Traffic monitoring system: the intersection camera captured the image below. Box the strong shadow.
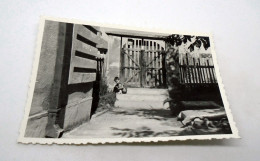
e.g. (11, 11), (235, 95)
(110, 109), (174, 122)
(111, 126), (182, 138)
(178, 85), (224, 106)
(110, 125), (232, 138)
(91, 58), (104, 117)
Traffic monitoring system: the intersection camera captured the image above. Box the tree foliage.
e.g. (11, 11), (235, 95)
(165, 35), (210, 52)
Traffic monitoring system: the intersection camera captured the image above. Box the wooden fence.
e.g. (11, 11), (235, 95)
(179, 53), (217, 87)
(121, 39), (166, 88)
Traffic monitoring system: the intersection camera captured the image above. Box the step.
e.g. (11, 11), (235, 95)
(126, 88), (169, 95)
(116, 94), (168, 101)
(115, 100), (169, 109)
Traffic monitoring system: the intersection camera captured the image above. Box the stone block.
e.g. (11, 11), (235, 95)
(63, 97), (93, 131)
(69, 72), (96, 84)
(24, 112), (48, 138)
(73, 39), (98, 56)
(74, 25), (99, 45)
(71, 55), (97, 69)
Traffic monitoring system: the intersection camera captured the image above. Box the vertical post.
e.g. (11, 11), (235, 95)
(153, 42), (156, 86)
(126, 39), (130, 81)
(158, 48), (162, 87)
(147, 41), (150, 86)
(162, 50), (167, 88)
(136, 40), (140, 83)
(120, 36), (125, 83)
(150, 41), (153, 86)
(154, 43), (158, 86)
(158, 47), (162, 86)
(45, 23), (73, 138)
(140, 39), (146, 87)
(132, 39), (136, 83)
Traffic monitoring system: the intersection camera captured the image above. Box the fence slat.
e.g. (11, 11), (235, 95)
(212, 68), (216, 83)
(189, 56), (196, 84)
(197, 58), (203, 83)
(179, 66), (183, 83)
(207, 59), (214, 83)
(186, 53), (192, 84)
(197, 62), (202, 84)
(193, 58), (198, 83)
(182, 59), (186, 83)
(199, 58), (205, 83)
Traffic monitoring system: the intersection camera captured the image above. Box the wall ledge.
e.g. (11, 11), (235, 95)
(28, 111), (48, 121)
(66, 97), (93, 108)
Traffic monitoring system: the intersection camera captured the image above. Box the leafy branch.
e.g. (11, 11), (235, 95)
(165, 35), (210, 52)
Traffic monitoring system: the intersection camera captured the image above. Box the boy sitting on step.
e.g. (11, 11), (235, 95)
(113, 77), (127, 94)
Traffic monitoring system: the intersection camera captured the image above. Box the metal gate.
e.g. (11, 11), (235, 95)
(120, 38), (166, 88)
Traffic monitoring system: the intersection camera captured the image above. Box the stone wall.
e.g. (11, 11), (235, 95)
(25, 21), (108, 137)
(25, 21), (63, 137)
(63, 25), (108, 131)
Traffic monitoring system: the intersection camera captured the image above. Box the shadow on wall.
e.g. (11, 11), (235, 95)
(57, 82), (93, 129)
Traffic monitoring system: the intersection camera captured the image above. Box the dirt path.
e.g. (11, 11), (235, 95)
(63, 107), (190, 138)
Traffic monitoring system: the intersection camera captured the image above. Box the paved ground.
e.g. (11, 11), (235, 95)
(63, 107), (188, 139)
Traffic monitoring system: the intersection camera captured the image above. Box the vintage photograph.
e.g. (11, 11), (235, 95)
(18, 17), (238, 144)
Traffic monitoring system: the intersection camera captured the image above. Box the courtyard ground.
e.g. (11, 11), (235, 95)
(63, 106), (192, 138)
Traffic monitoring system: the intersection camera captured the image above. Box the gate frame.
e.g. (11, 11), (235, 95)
(106, 32), (168, 88)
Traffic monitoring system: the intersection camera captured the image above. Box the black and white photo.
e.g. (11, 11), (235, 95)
(18, 17), (239, 144)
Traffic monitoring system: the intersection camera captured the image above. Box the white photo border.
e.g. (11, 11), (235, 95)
(18, 16), (240, 144)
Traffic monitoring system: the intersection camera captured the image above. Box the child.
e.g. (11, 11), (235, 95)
(113, 77), (127, 94)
